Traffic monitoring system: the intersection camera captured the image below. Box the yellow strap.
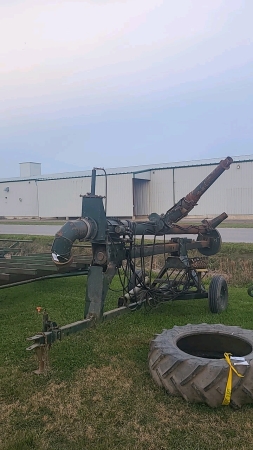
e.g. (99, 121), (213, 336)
(222, 353), (244, 406)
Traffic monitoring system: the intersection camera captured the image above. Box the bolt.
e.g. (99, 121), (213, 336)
(96, 252), (106, 262)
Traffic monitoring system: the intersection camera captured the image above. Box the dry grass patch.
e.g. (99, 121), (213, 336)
(3, 350), (253, 450)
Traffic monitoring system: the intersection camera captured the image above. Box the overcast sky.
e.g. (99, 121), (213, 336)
(1, 0), (253, 178)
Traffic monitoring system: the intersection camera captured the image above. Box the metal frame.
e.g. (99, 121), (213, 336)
(26, 157), (233, 373)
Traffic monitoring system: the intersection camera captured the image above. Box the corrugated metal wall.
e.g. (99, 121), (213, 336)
(173, 161), (253, 216)
(224, 162), (253, 215)
(0, 160), (253, 218)
(37, 177), (91, 217)
(0, 180), (38, 217)
(149, 169), (174, 215)
(103, 173), (133, 217)
(37, 173), (133, 217)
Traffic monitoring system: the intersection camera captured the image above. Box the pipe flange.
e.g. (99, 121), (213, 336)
(81, 217), (98, 240)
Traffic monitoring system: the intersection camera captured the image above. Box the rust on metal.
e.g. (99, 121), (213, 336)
(184, 157), (233, 204)
(167, 213), (228, 235)
(163, 157), (233, 225)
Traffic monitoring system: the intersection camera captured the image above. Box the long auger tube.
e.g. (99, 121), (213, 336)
(51, 158), (233, 267)
(163, 156), (233, 225)
(51, 218), (97, 266)
(121, 212), (228, 236)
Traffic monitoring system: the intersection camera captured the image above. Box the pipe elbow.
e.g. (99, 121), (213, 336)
(51, 218), (97, 267)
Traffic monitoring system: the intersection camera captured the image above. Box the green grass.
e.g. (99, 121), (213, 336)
(1, 237), (253, 449)
(219, 242), (253, 255)
(218, 222), (253, 228)
(1, 272), (253, 450)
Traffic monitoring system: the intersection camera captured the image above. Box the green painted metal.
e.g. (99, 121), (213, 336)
(0, 270), (88, 290)
(26, 158), (234, 373)
(50, 159), (233, 321)
(27, 297), (146, 353)
(84, 263), (117, 319)
(0, 249), (91, 287)
(81, 196), (106, 242)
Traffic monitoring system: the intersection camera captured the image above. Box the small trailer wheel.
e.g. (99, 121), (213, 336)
(247, 286), (253, 298)
(208, 275), (228, 313)
(127, 269), (146, 293)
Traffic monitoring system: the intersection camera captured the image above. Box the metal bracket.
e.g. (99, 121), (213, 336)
(27, 333), (51, 375)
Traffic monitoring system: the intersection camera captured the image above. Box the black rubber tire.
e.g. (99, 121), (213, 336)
(247, 285), (253, 298)
(149, 323), (253, 408)
(208, 275), (228, 313)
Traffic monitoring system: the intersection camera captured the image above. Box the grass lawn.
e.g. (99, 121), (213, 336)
(217, 222), (253, 228)
(1, 267), (253, 450)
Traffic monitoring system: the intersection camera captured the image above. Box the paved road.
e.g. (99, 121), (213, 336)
(0, 224), (253, 243)
(0, 224), (60, 237)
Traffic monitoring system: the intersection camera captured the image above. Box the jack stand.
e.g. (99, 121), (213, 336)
(27, 310), (54, 375)
(33, 342), (50, 375)
(27, 337), (50, 375)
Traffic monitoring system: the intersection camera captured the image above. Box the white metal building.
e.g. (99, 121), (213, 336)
(0, 155), (252, 219)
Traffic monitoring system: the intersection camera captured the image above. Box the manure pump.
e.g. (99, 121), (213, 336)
(27, 157), (233, 373)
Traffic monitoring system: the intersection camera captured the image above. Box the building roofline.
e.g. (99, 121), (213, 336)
(0, 154), (252, 183)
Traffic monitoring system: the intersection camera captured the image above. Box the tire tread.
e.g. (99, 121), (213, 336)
(149, 323), (253, 408)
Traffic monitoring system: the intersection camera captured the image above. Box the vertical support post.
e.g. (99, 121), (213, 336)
(91, 169), (96, 195)
(34, 346), (49, 375)
(172, 167), (175, 205)
(84, 266), (104, 319)
(42, 311), (49, 331)
(84, 263), (117, 320)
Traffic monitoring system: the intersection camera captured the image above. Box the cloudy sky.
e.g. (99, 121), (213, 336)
(1, 0), (252, 178)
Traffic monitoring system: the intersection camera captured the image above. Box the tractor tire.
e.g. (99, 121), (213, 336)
(148, 323), (253, 408)
(247, 285), (253, 298)
(208, 275), (228, 313)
